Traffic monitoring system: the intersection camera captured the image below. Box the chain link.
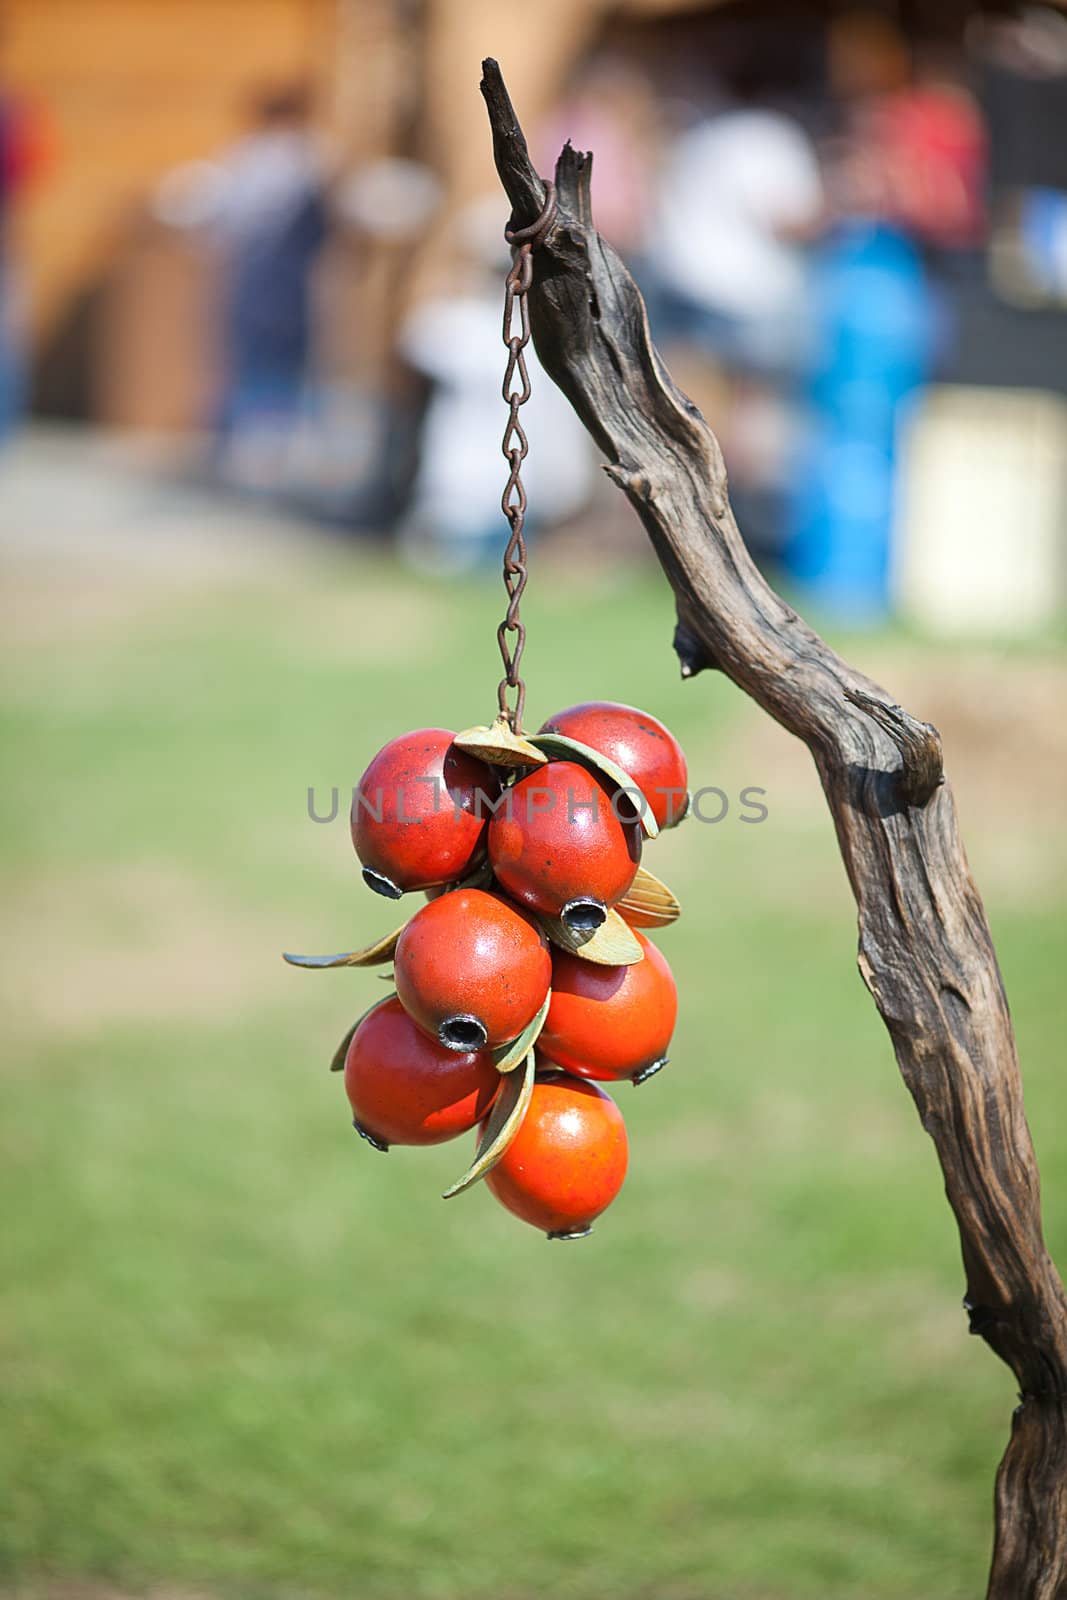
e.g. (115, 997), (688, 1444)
(495, 182), (557, 732)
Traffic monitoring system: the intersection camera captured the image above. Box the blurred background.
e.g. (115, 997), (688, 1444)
(2, 2), (1066, 1598)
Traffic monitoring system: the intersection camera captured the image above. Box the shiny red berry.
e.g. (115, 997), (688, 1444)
(538, 930), (677, 1084)
(393, 888), (552, 1052)
(484, 1071), (629, 1238)
(488, 761), (641, 930)
(343, 996), (500, 1149)
(539, 702), (689, 829)
(351, 729), (499, 898)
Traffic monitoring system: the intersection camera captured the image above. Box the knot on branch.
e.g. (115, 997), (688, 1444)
(673, 621), (714, 680)
(603, 461), (651, 502)
(672, 601), (717, 679)
(965, 1297), (1003, 1339)
(844, 688), (944, 808)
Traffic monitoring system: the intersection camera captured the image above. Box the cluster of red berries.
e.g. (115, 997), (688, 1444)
(286, 702), (688, 1240)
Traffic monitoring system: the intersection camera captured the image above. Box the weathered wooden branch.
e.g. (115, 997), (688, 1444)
(481, 57), (1067, 1598)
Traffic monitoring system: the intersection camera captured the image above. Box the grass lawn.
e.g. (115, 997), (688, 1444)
(2, 525), (1066, 1600)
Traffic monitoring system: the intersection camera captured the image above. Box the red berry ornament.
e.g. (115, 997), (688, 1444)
(351, 729), (499, 898)
(484, 1071), (629, 1238)
(539, 702), (689, 830)
(488, 760), (641, 931)
(394, 888), (552, 1052)
(539, 930), (677, 1084)
(287, 177), (688, 1243)
(343, 996), (500, 1149)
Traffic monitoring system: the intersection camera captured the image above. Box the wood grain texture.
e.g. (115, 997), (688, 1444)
(479, 58), (1067, 1598)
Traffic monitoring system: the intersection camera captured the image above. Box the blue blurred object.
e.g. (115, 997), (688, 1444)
(0, 263), (25, 441)
(1018, 187), (1067, 299)
(784, 222), (933, 621)
(218, 188), (328, 436)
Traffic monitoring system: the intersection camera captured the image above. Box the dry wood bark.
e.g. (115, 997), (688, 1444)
(479, 57), (1067, 1598)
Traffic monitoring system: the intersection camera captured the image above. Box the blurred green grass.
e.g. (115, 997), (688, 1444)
(1, 542), (1065, 1600)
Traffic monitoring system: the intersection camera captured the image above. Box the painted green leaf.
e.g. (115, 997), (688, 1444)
(617, 865), (681, 928)
(329, 996), (394, 1071)
(454, 718), (548, 768)
(283, 925), (405, 969)
(492, 993), (551, 1074)
(538, 907), (643, 966)
(527, 732), (658, 838)
(441, 1050), (535, 1199)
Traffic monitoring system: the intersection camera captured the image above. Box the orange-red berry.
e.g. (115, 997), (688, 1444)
(351, 729), (499, 898)
(485, 1070), (629, 1238)
(539, 702), (689, 829)
(488, 760), (641, 930)
(394, 888), (552, 1051)
(343, 996), (500, 1149)
(539, 930), (677, 1084)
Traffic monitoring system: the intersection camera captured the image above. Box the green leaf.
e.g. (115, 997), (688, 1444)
(538, 908), (643, 966)
(441, 1051), (535, 1199)
(329, 996), (395, 1071)
(617, 865), (681, 928)
(527, 732), (658, 838)
(283, 925), (405, 969)
(492, 993), (551, 1074)
(454, 717), (548, 768)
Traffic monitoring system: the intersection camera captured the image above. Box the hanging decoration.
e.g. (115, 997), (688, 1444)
(285, 181), (690, 1239)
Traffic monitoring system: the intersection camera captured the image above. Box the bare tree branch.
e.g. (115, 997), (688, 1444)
(480, 56), (1067, 1598)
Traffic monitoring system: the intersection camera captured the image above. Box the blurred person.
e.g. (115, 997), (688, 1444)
(842, 34), (988, 381)
(644, 68), (824, 562)
(829, 18), (988, 333)
(858, 53), (986, 256)
(783, 16), (939, 620)
(396, 198), (594, 573)
(783, 214), (932, 620)
(647, 74), (824, 378)
(157, 146), (443, 517)
(156, 82), (329, 489)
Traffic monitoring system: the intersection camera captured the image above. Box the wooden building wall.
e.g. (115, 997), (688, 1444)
(6, 0), (334, 340)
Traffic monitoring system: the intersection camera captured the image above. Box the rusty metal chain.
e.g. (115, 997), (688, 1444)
(496, 181), (557, 732)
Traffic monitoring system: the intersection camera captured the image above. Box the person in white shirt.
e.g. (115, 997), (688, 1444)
(649, 103), (824, 375)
